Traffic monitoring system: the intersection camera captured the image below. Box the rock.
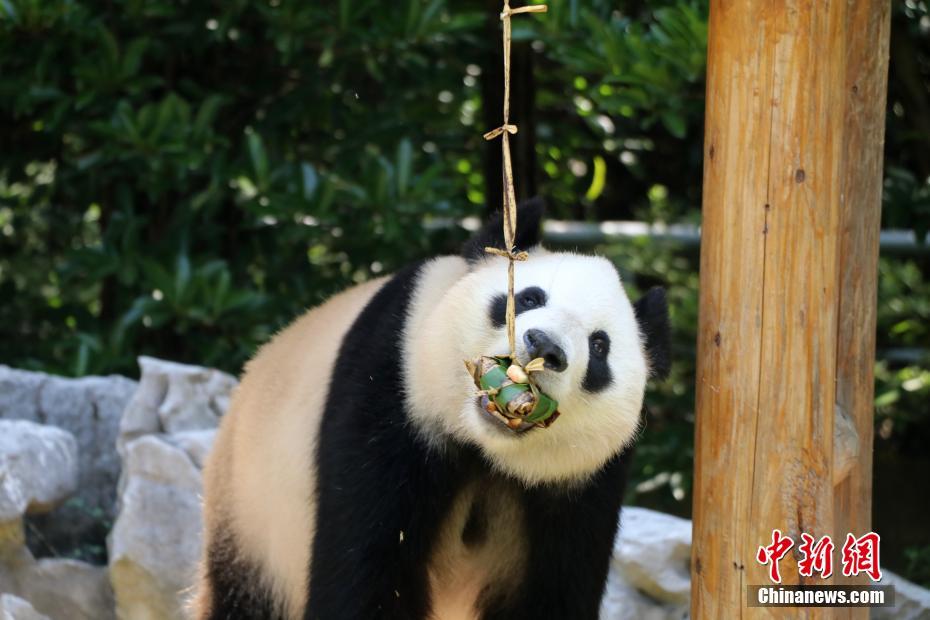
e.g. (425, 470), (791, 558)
(0, 520), (24, 559)
(0, 594), (50, 620)
(0, 366), (137, 555)
(600, 568), (688, 620)
(612, 507), (692, 606)
(118, 357), (236, 455)
(0, 545), (114, 620)
(873, 570), (930, 620)
(20, 559), (114, 620)
(106, 358), (232, 619)
(108, 435), (204, 620)
(0, 368), (45, 420)
(167, 430), (217, 470)
(0, 420), (78, 521)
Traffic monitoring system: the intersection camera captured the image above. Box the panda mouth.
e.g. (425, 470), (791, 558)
(474, 396), (536, 435)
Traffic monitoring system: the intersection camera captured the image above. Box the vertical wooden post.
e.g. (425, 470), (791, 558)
(691, 0), (890, 617)
(833, 1), (891, 614)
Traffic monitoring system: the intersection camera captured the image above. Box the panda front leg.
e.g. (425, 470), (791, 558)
(305, 423), (461, 620)
(485, 451), (630, 620)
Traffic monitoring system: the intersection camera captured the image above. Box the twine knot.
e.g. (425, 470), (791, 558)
(483, 124), (518, 141)
(500, 5), (548, 19)
(485, 247), (529, 261)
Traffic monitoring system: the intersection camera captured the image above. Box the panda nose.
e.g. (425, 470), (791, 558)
(523, 329), (568, 372)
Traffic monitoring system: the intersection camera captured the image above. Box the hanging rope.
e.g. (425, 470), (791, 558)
(483, 1), (547, 362)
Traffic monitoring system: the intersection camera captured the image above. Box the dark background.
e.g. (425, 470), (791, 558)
(1, 0), (928, 586)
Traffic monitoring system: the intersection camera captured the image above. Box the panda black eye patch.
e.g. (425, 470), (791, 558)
(582, 330), (613, 392)
(489, 286), (548, 328)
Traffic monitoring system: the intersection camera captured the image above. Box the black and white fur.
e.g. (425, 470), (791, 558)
(194, 201), (671, 620)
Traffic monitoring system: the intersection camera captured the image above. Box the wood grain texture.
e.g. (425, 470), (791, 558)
(692, 1), (889, 617)
(832, 3), (891, 619)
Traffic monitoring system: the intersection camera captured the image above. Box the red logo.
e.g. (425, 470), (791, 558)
(756, 529), (794, 584)
(755, 530), (882, 583)
(841, 532), (882, 581)
(798, 533), (835, 579)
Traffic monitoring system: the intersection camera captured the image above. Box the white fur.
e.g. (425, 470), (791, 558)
(403, 250), (648, 486)
(197, 277), (388, 619)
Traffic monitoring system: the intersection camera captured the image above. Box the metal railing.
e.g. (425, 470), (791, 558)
(449, 217), (927, 255)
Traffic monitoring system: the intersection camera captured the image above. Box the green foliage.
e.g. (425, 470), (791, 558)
(0, 0), (482, 375)
(873, 257), (930, 440)
(530, 1), (708, 219)
(884, 167), (930, 244)
(599, 238), (699, 515)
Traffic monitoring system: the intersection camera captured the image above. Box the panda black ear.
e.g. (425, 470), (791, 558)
(633, 286), (671, 381)
(461, 197), (545, 263)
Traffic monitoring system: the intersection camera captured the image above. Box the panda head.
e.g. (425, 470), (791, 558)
(404, 199), (670, 487)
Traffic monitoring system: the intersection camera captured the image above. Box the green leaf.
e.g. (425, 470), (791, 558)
(122, 38), (148, 77)
(301, 162), (319, 200)
(661, 112), (687, 139)
(247, 132), (270, 189)
(1, 0), (19, 22)
(396, 139), (412, 196)
(194, 95), (226, 135)
(585, 155), (606, 201)
(174, 252), (191, 301)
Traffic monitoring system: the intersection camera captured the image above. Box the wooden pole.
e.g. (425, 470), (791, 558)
(833, 2), (891, 614)
(691, 0), (890, 617)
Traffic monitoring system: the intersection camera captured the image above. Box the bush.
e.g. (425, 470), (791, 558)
(0, 0), (485, 375)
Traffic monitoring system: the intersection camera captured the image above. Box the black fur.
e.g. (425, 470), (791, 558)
(489, 286), (548, 328)
(460, 495), (488, 548)
(306, 260), (633, 620)
(206, 531), (282, 619)
(307, 261), (453, 620)
(462, 197), (545, 263)
(483, 451), (630, 620)
(632, 287), (672, 380)
(582, 330), (613, 393)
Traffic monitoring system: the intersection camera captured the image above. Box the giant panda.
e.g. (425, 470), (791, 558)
(193, 201), (671, 620)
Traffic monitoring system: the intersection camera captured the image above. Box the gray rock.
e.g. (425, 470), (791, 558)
(0, 420), (78, 521)
(167, 430), (217, 470)
(0, 366), (137, 553)
(108, 435), (204, 620)
(600, 569), (688, 620)
(0, 594), (50, 620)
(118, 357), (236, 455)
(0, 546), (114, 620)
(20, 559), (114, 620)
(0, 368), (45, 421)
(873, 570), (930, 620)
(612, 507), (692, 606)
